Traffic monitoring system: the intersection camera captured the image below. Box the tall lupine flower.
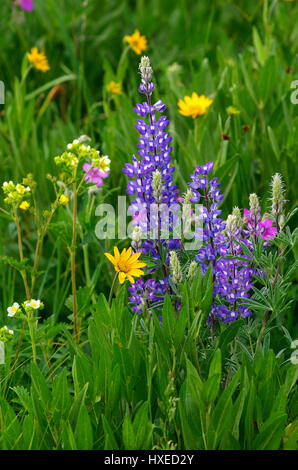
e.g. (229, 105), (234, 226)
(123, 56), (179, 313)
(214, 212), (253, 323)
(188, 162), (227, 332)
(189, 161), (227, 273)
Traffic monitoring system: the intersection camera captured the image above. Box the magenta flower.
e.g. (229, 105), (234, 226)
(244, 209), (277, 240)
(83, 163), (108, 187)
(259, 219), (278, 240)
(20, 0), (35, 11)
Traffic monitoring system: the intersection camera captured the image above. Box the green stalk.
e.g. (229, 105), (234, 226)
(108, 273), (118, 307)
(28, 317), (36, 364)
(71, 181), (79, 343)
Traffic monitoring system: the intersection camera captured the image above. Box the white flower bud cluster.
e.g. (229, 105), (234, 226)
(139, 56), (153, 86)
(169, 251), (183, 285)
(152, 169), (163, 203)
(132, 226), (143, 243)
(249, 193), (260, 219)
(271, 173), (285, 218)
(225, 214), (238, 237)
(232, 206), (242, 227)
(187, 260), (198, 282)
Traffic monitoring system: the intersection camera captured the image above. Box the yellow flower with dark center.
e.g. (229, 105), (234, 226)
(59, 194), (69, 205)
(105, 246), (146, 284)
(178, 92), (213, 118)
(27, 47), (50, 72)
(124, 29), (147, 55)
(107, 81), (122, 95)
(19, 201), (30, 211)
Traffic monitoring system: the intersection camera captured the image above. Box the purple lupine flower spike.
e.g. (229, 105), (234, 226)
(123, 56), (179, 314)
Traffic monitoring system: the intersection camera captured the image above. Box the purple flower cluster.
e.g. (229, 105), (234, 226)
(128, 279), (167, 315)
(123, 57), (179, 313)
(188, 163), (255, 324)
(213, 224), (254, 323)
(189, 162), (227, 272)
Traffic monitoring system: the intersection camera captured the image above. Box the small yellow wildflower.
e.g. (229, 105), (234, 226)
(226, 106), (240, 115)
(59, 194), (69, 205)
(107, 81), (122, 95)
(27, 47), (50, 72)
(124, 29), (147, 55)
(105, 246), (146, 284)
(19, 201), (30, 211)
(178, 92), (213, 118)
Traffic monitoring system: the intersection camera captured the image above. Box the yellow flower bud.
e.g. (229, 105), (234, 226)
(19, 201), (30, 211)
(59, 194), (69, 206)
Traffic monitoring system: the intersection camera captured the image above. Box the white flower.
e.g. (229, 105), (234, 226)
(98, 155), (111, 173)
(290, 340), (298, 349)
(2, 181), (8, 187)
(132, 226), (143, 243)
(4, 326), (14, 335)
(7, 302), (20, 317)
(290, 350), (298, 365)
(24, 299), (41, 310)
(73, 139), (79, 145)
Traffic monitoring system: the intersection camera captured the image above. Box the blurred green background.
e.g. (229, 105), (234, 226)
(0, 0), (297, 324)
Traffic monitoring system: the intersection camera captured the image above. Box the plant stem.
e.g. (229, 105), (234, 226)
(14, 207), (30, 299)
(28, 318), (36, 364)
(83, 244), (96, 304)
(108, 273), (118, 307)
(71, 182), (79, 343)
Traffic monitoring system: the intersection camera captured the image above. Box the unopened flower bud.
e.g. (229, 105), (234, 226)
(226, 214), (238, 237)
(152, 169), (163, 203)
(232, 206), (242, 229)
(249, 193), (260, 219)
(271, 173), (285, 218)
(169, 251), (183, 284)
(139, 56), (153, 86)
(187, 260), (197, 282)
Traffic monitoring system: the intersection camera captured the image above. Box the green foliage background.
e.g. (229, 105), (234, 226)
(0, 0), (297, 450)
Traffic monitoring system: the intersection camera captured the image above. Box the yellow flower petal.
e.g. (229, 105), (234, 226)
(119, 272), (126, 284)
(178, 92), (213, 118)
(105, 252), (116, 265)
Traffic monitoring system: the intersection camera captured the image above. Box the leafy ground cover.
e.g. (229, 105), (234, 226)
(0, 0), (297, 450)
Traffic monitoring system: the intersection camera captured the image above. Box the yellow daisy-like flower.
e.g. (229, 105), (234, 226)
(124, 29), (147, 55)
(178, 92), (213, 118)
(19, 201), (30, 211)
(59, 194), (69, 205)
(27, 47), (50, 72)
(107, 81), (122, 95)
(226, 105), (240, 115)
(105, 246), (146, 284)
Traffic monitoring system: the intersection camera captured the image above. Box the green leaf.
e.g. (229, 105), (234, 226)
(253, 413), (287, 450)
(252, 27), (266, 66)
(267, 126), (280, 161)
(102, 414), (119, 450)
(209, 369), (240, 449)
(75, 405), (93, 450)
